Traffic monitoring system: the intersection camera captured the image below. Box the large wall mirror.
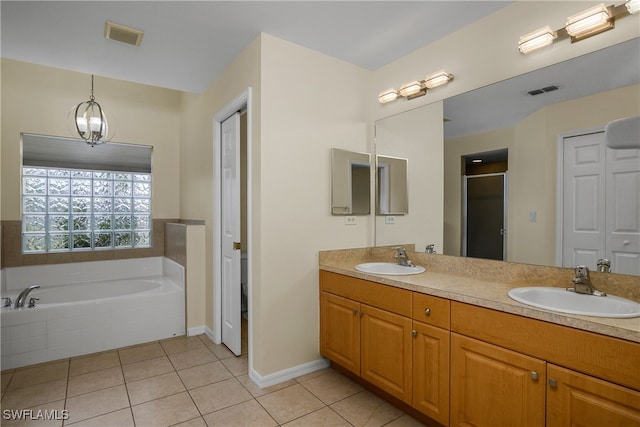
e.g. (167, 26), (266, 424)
(331, 148), (371, 215)
(374, 37), (640, 275)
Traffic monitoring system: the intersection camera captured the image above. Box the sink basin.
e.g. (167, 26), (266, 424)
(508, 287), (640, 318)
(355, 262), (425, 276)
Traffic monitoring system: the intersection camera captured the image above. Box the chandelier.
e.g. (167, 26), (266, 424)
(69, 75), (113, 145)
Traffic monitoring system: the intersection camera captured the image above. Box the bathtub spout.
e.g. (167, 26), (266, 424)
(15, 285), (40, 308)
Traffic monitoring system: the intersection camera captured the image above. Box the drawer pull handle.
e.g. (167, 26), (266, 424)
(530, 371), (538, 381)
(424, 308), (431, 316)
(412, 330), (417, 337)
(549, 378), (557, 388)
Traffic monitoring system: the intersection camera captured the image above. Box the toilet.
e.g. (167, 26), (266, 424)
(241, 252), (248, 316)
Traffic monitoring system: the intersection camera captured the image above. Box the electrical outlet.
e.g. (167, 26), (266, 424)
(529, 211), (537, 222)
(385, 216), (395, 224)
(345, 216), (357, 225)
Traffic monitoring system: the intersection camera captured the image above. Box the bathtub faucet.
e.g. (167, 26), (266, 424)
(15, 285), (40, 308)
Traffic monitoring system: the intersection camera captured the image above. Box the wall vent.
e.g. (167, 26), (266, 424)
(527, 85), (559, 96)
(104, 21), (144, 46)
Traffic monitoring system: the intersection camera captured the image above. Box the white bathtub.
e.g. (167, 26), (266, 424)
(1, 257), (185, 370)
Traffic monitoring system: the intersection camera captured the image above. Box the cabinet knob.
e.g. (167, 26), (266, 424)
(424, 308), (431, 316)
(352, 309), (358, 315)
(548, 378), (557, 388)
(530, 371), (538, 381)
(412, 330), (417, 337)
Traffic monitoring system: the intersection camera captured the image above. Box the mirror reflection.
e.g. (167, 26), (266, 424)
(331, 148), (371, 215)
(374, 38), (640, 275)
(376, 155), (408, 215)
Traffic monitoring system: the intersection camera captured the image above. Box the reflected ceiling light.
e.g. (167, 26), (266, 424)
(626, 0), (640, 14)
(399, 81), (425, 98)
(68, 75), (114, 146)
(518, 26), (557, 54)
(565, 3), (613, 41)
(378, 70), (453, 104)
(378, 88), (399, 104)
(424, 71), (454, 89)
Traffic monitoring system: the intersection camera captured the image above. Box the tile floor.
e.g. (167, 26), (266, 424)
(1, 334), (427, 426)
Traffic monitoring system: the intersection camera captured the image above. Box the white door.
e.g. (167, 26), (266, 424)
(221, 112), (242, 355)
(563, 131), (640, 275)
(606, 146), (640, 275)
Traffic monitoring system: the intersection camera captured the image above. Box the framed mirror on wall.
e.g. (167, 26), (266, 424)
(330, 148), (371, 215)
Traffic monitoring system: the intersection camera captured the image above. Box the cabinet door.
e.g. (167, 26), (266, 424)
(361, 304), (413, 404)
(320, 292), (360, 374)
(451, 333), (545, 427)
(413, 321), (450, 426)
(547, 364), (640, 426)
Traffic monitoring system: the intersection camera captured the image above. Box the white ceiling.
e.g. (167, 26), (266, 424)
(1, 1), (510, 93)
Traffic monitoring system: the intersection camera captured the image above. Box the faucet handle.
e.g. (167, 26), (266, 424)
(2, 297), (12, 307)
(573, 265), (589, 278)
(28, 297), (39, 308)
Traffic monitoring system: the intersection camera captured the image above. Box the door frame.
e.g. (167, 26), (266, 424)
(213, 88), (252, 363)
(461, 172), (508, 260)
(555, 126), (604, 267)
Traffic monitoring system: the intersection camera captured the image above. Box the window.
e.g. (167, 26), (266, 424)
(21, 134), (153, 253)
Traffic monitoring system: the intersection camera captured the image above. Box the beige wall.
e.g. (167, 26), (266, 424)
(444, 84), (640, 266)
(0, 59), (182, 221)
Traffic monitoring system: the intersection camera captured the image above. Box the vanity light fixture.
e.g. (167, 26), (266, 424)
(518, 26), (557, 54)
(69, 75), (113, 146)
(377, 70), (454, 104)
(626, 0), (640, 14)
(565, 3), (613, 41)
(424, 71), (454, 89)
(378, 88), (399, 104)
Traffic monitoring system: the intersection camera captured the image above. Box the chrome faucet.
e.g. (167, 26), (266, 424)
(15, 285), (40, 308)
(393, 247), (415, 267)
(570, 266), (606, 296)
(596, 258), (611, 273)
(425, 244), (436, 254)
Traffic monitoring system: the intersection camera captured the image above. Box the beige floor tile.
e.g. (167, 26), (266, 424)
(2, 371), (14, 396)
(160, 336), (206, 355)
(1, 378), (67, 410)
(176, 361), (233, 390)
(69, 351), (120, 376)
(299, 368), (363, 404)
(118, 342), (165, 365)
(384, 414), (428, 427)
(295, 367), (332, 383)
(172, 417), (208, 427)
(330, 390), (405, 427)
(121, 356), (174, 383)
(220, 355), (248, 376)
(67, 366), (124, 397)
(168, 348), (217, 370)
(203, 399), (278, 427)
(9, 361), (68, 390)
(126, 372), (185, 406)
(257, 384), (326, 425)
(131, 391), (200, 427)
(64, 408), (134, 427)
(206, 343), (235, 360)
(189, 377), (253, 415)
(236, 374), (297, 398)
(65, 384), (130, 424)
(282, 406), (352, 427)
(0, 399), (66, 427)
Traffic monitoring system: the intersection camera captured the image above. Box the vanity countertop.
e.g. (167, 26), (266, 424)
(319, 250), (640, 344)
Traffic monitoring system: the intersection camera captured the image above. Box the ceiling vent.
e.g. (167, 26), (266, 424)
(527, 85), (559, 96)
(104, 21), (144, 46)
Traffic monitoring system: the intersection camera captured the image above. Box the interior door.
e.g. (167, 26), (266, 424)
(463, 173), (507, 260)
(221, 112), (241, 355)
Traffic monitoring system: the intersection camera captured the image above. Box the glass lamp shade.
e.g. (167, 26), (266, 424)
(69, 99), (113, 145)
(565, 3), (613, 40)
(518, 26), (557, 54)
(378, 88), (399, 104)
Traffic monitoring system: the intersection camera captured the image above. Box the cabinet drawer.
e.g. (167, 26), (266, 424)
(320, 271), (412, 317)
(412, 293), (450, 330)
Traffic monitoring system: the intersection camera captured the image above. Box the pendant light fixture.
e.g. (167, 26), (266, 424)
(69, 75), (113, 145)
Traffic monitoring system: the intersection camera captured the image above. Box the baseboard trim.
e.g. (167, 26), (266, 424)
(187, 325), (206, 336)
(249, 358), (331, 389)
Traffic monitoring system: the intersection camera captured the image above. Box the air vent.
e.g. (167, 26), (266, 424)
(527, 85), (559, 96)
(104, 21), (144, 46)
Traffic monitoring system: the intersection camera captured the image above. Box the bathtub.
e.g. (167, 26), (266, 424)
(1, 257), (185, 370)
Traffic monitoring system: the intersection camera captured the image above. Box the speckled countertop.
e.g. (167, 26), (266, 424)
(319, 247), (640, 344)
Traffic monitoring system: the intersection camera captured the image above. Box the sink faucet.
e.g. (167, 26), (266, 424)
(570, 266), (606, 297)
(393, 247), (415, 267)
(15, 285), (40, 308)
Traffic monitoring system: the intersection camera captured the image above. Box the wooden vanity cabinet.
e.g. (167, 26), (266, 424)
(320, 292), (360, 375)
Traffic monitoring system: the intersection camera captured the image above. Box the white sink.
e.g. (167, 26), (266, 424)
(355, 262), (425, 276)
(508, 287), (640, 318)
